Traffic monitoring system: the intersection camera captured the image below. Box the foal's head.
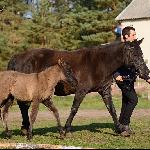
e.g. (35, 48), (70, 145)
(123, 38), (150, 79)
(58, 59), (78, 88)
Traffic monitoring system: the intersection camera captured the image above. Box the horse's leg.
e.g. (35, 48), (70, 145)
(98, 85), (120, 132)
(17, 101), (31, 136)
(2, 97), (14, 138)
(27, 100), (39, 141)
(42, 98), (64, 138)
(64, 89), (88, 135)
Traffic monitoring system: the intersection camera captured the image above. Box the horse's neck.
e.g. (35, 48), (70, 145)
(95, 43), (124, 74)
(108, 44), (124, 74)
(39, 66), (63, 87)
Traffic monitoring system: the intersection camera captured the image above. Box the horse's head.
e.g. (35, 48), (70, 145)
(58, 59), (78, 88)
(123, 38), (150, 79)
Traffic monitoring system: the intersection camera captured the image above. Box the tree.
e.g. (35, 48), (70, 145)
(59, 0), (123, 47)
(0, 0), (28, 70)
(25, 0), (128, 49)
(0, 0), (131, 70)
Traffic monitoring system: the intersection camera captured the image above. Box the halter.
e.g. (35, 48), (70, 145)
(123, 41), (150, 78)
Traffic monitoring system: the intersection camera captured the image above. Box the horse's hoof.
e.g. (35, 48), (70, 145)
(64, 126), (72, 133)
(27, 136), (32, 141)
(21, 126), (28, 136)
(120, 131), (131, 137)
(27, 132), (33, 141)
(59, 133), (65, 140)
(63, 126), (73, 137)
(60, 130), (65, 138)
(5, 130), (12, 138)
(114, 123), (122, 134)
(58, 126), (65, 138)
(65, 131), (73, 138)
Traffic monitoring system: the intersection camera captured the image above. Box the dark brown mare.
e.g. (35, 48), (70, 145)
(7, 39), (150, 136)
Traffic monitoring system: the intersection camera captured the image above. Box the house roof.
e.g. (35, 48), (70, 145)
(116, 0), (150, 20)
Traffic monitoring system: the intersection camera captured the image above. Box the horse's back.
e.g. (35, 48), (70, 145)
(8, 49), (59, 73)
(8, 48), (85, 73)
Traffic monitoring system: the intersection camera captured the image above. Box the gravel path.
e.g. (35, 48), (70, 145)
(6, 108), (150, 122)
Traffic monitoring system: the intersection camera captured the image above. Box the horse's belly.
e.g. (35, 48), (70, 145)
(54, 82), (76, 96)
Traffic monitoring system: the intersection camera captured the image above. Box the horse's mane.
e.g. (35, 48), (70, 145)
(14, 41), (123, 59)
(76, 41), (123, 53)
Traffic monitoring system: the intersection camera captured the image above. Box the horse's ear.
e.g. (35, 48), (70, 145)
(137, 38), (144, 45)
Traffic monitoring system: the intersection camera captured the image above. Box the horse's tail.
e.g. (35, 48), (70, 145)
(58, 59), (78, 88)
(0, 108), (2, 120)
(7, 55), (17, 71)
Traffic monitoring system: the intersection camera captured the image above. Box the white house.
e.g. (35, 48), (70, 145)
(115, 0), (150, 68)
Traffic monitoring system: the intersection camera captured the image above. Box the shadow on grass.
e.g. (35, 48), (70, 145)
(72, 122), (114, 132)
(0, 122), (117, 139)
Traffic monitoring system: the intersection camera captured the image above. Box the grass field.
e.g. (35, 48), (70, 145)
(0, 93), (150, 149)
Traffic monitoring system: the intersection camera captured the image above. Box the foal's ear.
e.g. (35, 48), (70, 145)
(58, 58), (67, 68)
(58, 59), (62, 66)
(137, 38), (144, 45)
(58, 58), (64, 67)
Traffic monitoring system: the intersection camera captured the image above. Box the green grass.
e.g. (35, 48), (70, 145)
(0, 117), (150, 149)
(0, 93), (150, 149)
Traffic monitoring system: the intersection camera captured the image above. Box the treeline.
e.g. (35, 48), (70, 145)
(0, 0), (132, 70)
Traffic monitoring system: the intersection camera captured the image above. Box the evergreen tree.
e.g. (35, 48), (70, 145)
(0, 0), (132, 70)
(25, 0), (126, 49)
(59, 0), (122, 47)
(0, 0), (28, 70)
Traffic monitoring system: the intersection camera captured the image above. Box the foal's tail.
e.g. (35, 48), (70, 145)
(0, 95), (14, 120)
(0, 99), (9, 120)
(0, 109), (2, 120)
(58, 59), (78, 88)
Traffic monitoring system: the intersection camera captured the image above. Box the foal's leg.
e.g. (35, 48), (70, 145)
(42, 98), (64, 138)
(27, 100), (40, 140)
(64, 89), (88, 135)
(98, 85), (120, 132)
(2, 98), (14, 138)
